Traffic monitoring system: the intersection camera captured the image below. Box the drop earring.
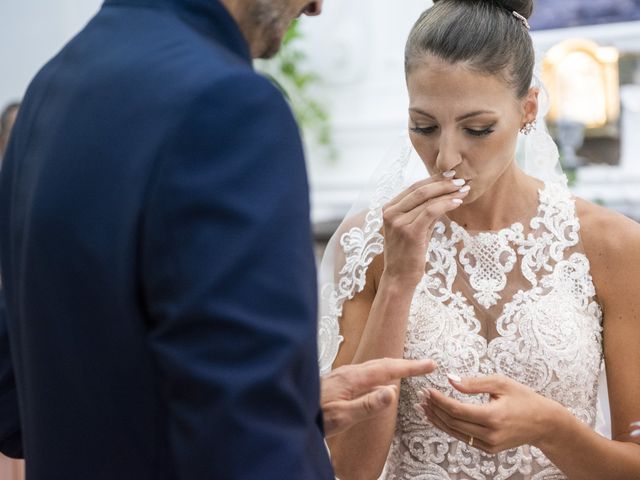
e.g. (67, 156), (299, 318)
(520, 121), (536, 135)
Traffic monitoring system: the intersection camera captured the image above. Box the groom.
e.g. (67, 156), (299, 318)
(0, 0), (435, 478)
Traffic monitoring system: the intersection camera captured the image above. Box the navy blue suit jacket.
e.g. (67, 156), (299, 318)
(0, 0), (333, 478)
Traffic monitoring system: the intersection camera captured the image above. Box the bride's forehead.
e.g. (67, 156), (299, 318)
(407, 68), (516, 111)
(409, 66), (508, 94)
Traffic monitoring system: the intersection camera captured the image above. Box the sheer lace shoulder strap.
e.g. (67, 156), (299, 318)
(318, 138), (414, 374)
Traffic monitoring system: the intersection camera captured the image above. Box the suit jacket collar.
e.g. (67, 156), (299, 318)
(102, 0), (252, 64)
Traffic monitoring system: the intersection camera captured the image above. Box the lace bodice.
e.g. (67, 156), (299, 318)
(383, 182), (603, 479)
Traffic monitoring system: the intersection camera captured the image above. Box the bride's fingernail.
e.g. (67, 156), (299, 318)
(452, 179), (466, 187)
(447, 373), (462, 383)
(631, 421), (640, 427)
(631, 429), (640, 438)
(459, 185), (471, 193)
(452, 199), (463, 205)
(443, 170), (456, 178)
(417, 390), (425, 403)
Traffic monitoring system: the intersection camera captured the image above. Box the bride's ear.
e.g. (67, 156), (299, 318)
(521, 87), (540, 125)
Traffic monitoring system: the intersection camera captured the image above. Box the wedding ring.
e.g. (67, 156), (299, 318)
(468, 435), (474, 447)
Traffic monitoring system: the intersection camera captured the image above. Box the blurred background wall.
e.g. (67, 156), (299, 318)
(0, 0), (102, 101)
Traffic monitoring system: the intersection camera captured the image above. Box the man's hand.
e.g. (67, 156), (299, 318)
(321, 358), (436, 438)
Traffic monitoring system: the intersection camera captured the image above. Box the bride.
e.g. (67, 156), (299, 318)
(317, 0), (640, 478)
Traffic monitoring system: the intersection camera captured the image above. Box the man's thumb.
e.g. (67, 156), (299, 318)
(352, 385), (398, 422)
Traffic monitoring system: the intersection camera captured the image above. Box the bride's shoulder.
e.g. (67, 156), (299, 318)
(328, 209), (385, 287)
(574, 197), (640, 298)
(575, 197), (640, 251)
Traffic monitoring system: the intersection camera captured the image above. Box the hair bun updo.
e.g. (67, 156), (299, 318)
(407, 0), (536, 98)
(433, 0), (534, 20)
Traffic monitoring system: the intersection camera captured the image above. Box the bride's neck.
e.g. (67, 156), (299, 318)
(446, 165), (541, 231)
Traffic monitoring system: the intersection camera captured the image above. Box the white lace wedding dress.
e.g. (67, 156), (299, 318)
(379, 181), (603, 479)
(319, 172), (605, 479)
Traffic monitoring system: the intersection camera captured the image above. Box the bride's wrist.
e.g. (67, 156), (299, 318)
(378, 270), (421, 296)
(532, 399), (574, 452)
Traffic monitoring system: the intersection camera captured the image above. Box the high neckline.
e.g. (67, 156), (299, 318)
(445, 181), (559, 236)
(102, 0), (251, 64)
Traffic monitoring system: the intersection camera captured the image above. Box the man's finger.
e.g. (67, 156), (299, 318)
(349, 358), (436, 396)
(324, 386), (399, 438)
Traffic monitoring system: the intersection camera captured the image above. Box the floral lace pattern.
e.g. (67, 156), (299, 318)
(383, 182), (603, 479)
(318, 141), (412, 374)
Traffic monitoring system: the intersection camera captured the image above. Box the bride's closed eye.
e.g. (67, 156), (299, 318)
(410, 124), (496, 137)
(465, 125), (496, 137)
(410, 126), (438, 136)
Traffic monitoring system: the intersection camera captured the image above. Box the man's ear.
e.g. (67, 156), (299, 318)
(521, 87), (540, 126)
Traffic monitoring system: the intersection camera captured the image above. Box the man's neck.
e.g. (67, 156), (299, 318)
(218, 0), (258, 58)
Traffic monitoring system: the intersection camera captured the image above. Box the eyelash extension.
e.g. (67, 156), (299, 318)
(465, 126), (496, 137)
(410, 125), (496, 137)
(410, 126), (438, 135)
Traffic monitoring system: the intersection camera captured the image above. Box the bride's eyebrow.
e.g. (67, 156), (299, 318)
(409, 108), (436, 119)
(409, 108), (497, 122)
(455, 110), (496, 121)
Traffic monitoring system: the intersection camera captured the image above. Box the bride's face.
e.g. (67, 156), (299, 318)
(407, 55), (538, 202)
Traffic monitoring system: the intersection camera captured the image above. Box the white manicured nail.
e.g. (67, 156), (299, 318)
(447, 373), (462, 383)
(631, 429), (640, 438)
(417, 390), (425, 403)
(452, 179), (466, 186)
(459, 185), (471, 193)
(443, 170), (456, 178)
(452, 199), (463, 205)
(631, 421), (640, 427)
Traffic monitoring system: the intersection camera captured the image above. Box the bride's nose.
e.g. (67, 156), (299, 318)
(435, 134), (462, 173)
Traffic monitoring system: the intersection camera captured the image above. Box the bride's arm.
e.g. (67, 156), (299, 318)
(535, 201), (640, 478)
(327, 256), (419, 480)
(327, 176), (469, 480)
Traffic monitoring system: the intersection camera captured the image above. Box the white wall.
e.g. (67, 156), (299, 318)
(0, 0), (102, 103)
(297, 0), (433, 222)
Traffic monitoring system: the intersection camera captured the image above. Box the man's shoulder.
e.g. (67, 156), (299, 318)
(45, 4), (269, 108)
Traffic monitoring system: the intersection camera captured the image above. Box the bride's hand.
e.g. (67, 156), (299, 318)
(381, 170), (469, 287)
(416, 374), (561, 454)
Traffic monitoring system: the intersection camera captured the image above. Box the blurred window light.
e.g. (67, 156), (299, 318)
(543, 39), (620, 129)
